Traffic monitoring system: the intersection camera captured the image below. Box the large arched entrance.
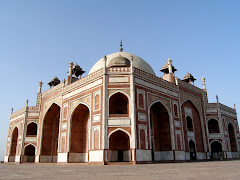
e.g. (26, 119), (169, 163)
(40, 103), (60, 163)
(211, 141), (223, 160)
(9, 127), (18, 162)
(228, 123), (237, 152)
(189, 140), (197, 160)
(69, 103), (89, 163)
(181, 100), (204, 155)
(150, 101), (172, 161)
(109, 130), (130, 162)
(23, 144), (35, 162)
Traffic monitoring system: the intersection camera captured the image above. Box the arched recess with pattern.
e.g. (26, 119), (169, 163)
(181, 100), (204, 153)
(210, 140), (222, 160)
(9, 127), (18, 162)
(40, 103), (60, 163)
(26, 122), (38, 136)
(109, 92), (129, 117)
(69, 103), (90, 163)
(23, 144), (35, 162)
(109, 129), (130, 162)
(228, 123), (237, 152)
(208, 119), (220, 133)
(149, 101), (172, 161)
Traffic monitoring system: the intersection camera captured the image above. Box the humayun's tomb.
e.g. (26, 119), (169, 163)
(5, 43), (240, 164)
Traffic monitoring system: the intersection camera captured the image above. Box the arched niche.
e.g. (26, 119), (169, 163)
(109, 92), (129, 117)
(208, 119), (220, 133)
(109, 130), (130, 162)
(210, 141), (223, 160)
(9, 127), (18, 162)
(189, 140), (196, 160)
(40, 103), (60, 163)
(69, 103), (90, 163)
(23, 144), (35, 162)
(228, 123), (237, 152)
(181, 100), (204, 152)
(186, 116), (193, 131)
(150, 101), (172, 161)
(26, 122), (38, 136)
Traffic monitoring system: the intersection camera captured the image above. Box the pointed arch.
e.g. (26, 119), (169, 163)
(149, 100), (173, 161)
(69, 102), (90, 163)
(210, 140), (223, 160)
(207, 119), (220, 133)
(109, 91), (129, 117)
(23, 144), (36, 162)
(40, 103), (61, 163)
(109, 129), (130, 162)
(228, 123), (237, 152)
(26, 122), (38, 136)
(181, 99), (204, 153)
(9, 127), (18, 162)
(108, 128), (131, 139)
(189, 140), (197, 160)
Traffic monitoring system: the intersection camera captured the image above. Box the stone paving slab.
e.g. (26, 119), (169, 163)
(0, 160), (240, 180)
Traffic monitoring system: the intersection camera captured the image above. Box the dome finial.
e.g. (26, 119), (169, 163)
(120, 40), (123, 52)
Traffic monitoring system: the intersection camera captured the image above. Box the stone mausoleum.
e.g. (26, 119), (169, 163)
(4, 44), (240, 164)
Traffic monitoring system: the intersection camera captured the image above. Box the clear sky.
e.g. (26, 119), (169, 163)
(0, 0), (240, 161)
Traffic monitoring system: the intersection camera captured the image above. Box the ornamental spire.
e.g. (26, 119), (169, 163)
(120, 40), (123, 52)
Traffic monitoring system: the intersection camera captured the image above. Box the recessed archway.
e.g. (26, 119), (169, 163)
(69, 103), (90, 163)
(228, 123), (237, 152)
(40, 103), (60, 163)
(211, 141), (222, 160)
(9, 127), (18, 162)
(208, 119), (220, 133)
(186, 116), (193, 131)
(109, 130), (130, 162)
(109, 92), (129, 117)
(189, 140), (196, 160)
(23, 144), (35, 162)
(181, 100), (204, 153)
(150, 101), (172, 161)
(26, 122), (37, 136)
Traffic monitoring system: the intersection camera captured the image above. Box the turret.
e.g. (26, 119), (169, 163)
(48, 76), (60, 88)
(184, 72), (196, 85)
(160, 57), (177, 84)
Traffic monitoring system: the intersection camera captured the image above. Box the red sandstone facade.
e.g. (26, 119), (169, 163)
(4, 51), (240, 164)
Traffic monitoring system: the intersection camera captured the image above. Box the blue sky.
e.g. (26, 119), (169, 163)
(0, 0), (240, 161)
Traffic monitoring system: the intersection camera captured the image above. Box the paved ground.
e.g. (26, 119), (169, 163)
(1, 160), (240, 180)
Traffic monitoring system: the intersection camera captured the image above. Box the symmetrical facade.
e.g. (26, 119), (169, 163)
(5, 50), (240, 164)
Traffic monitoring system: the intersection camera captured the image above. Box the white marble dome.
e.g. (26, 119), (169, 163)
(89, 52), (156, 75)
